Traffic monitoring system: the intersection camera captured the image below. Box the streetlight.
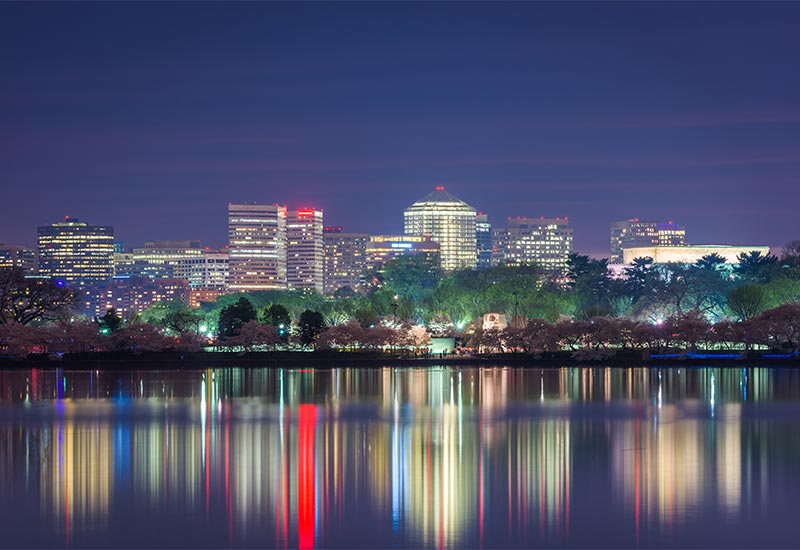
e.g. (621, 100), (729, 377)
(391, 295), (399, 325)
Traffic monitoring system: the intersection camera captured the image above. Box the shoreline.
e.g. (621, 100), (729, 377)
(1, 350), (799, 370)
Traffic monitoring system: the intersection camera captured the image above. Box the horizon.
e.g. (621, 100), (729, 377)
(1, 184), (789, 259)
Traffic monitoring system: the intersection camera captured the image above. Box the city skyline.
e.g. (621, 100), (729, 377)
(2, 3), (799, 256)
(1, 190), (779, 259)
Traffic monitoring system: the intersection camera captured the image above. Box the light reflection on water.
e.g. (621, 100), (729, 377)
(0, 366), (799, 548)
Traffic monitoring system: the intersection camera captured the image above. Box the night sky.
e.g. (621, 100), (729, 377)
(2, 2), (799, 257)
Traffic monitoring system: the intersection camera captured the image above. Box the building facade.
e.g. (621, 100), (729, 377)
(287, 209), (324, 293)
(404, 187), (477, 271)
(323, 227), (369, 296)
(0, 244), (36, 273)
(177, 251), (229, 289)
(131, 240), (203, 265)
(37, 218), (114, 283)
(227, 203), (287, 291)
(189, 288), (225, 309)
(610, 219), (686, 263)
(82, 276), (190, 318)
(622, 245), (770, 265)
(365, 235), (440, 272)
(656, 221), (686, 247)
(493, 217), (573, 272)
(476, 214), (492, 270)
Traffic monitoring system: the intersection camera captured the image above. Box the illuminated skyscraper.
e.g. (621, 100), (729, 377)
(494, 217), (573, 272)
(287, 209), (324, 293)
(323, 227), (368, 296)
(404, 186), (477, 271)
(476, 214), (492, 270)
(610, 219), (686, 263)
(37, 217), (114, 283)
(227, 203), (287, 290)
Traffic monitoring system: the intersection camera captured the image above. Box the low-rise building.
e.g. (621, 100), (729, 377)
(82, 276), (190, 318)
(622, 245), (770, 265)
(0, 244), (36, 273)
(189, 288), (225, 309)
(365, 235), (440, 271)
(610, 219), (686, 263)
(174, 250), (229, 289)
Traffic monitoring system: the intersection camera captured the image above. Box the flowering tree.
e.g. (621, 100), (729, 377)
(46, 321), (104, 354)
(668, 312), (710, 352)
(225, 320), (281, 352)
(111, 323), (174, 352)
(401, 325), (431, 352)
(747, 304), (800, 351)
(0, 322), (42, 357)
(317, 322), (366, 351)
(174, 331), (207, 352)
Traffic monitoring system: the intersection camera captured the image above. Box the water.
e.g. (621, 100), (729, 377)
(1, 366), (800, 548)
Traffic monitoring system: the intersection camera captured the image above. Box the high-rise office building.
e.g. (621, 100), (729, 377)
(493, 217), (573, 272)
(323, 227), (369, 296)
(476, 214), (492, 270)
(404, 186), (477, 271)
(0, 244), (36, 273)
(37, 217), (114, 283)
(227, 203), (287, 291)
(610, 219), (686, 263)
(287, 209), (324, 293)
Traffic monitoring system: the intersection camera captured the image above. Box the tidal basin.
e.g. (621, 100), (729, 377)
(1, 366), (800, 548)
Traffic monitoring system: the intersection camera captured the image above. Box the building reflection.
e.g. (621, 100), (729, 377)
(0, 365), (795, 546)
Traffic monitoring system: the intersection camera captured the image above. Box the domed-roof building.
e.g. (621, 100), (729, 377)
(403, 186), (477, 270)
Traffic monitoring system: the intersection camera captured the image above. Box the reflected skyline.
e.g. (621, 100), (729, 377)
(1, 366), (800, 547)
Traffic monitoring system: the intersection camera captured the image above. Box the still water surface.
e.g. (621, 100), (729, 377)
(1, 366), (800, 548)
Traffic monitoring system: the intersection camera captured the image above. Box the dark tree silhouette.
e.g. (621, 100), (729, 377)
(0, 267), (75, 325)
(727, 284), (768, 321)
(218, 297), (257, 338)
(98, 308), (123, 334)
(734, 251), (778, 283)
(298, 309), (326, 347)
(262, 303), (291, 338)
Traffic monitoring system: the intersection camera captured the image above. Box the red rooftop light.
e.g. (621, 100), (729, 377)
(435, 186), (445, 190)
(296, 209), (315, 217)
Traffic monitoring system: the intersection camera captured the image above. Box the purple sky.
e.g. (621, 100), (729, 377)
(1, 3), (799, 257)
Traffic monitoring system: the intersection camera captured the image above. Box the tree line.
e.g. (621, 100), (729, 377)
(1, 242), (800, 358)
